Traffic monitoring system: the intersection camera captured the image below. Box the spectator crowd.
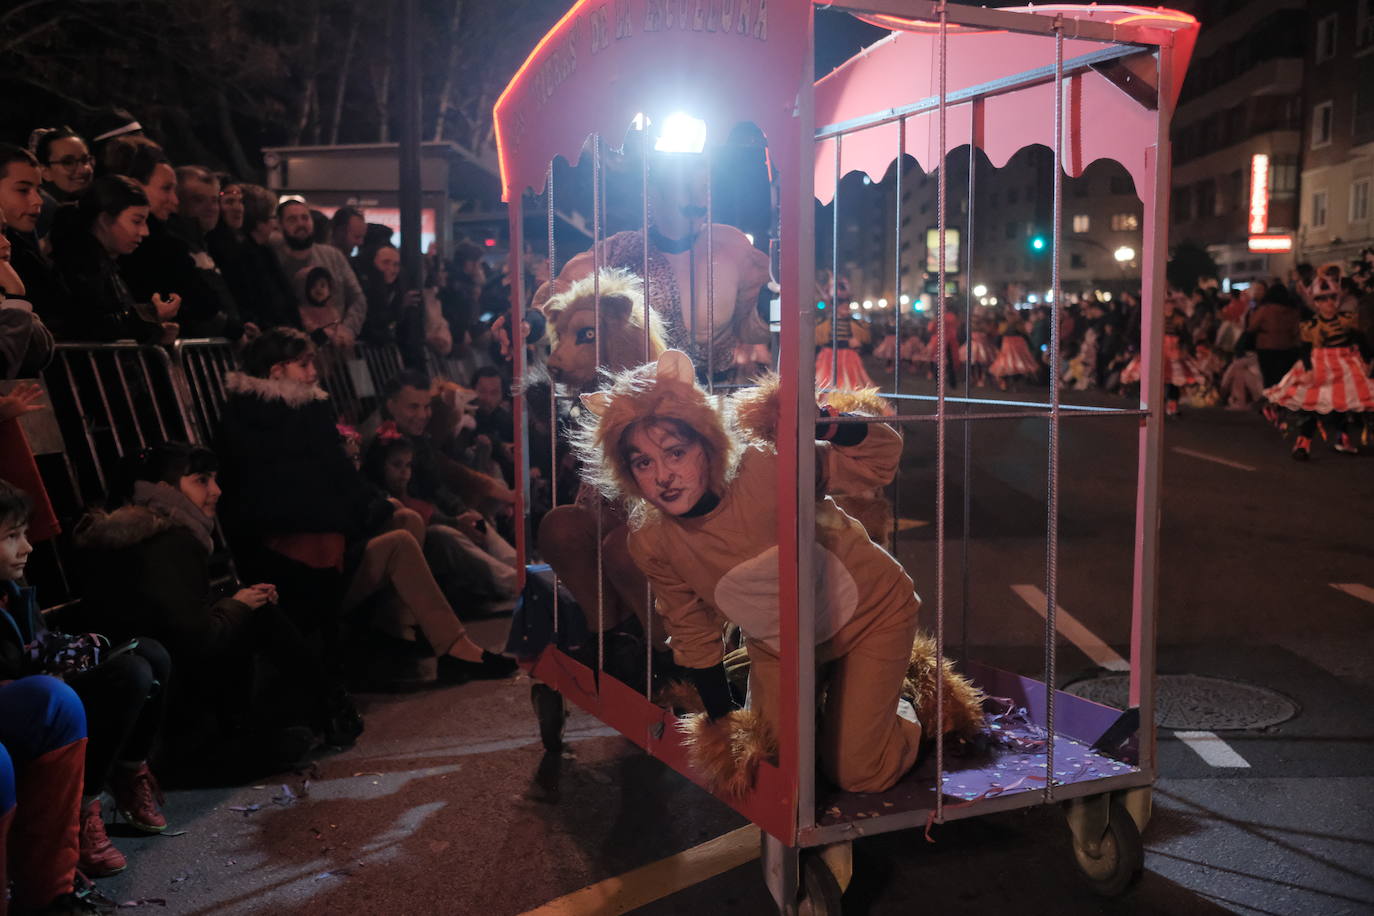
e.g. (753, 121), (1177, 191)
(0, 117), (535, 915)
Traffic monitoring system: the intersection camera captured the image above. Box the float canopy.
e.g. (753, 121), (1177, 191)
(495, 2), (1196, 204)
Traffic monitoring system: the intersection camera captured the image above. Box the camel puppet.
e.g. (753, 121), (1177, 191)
(536, 269), (669, 653)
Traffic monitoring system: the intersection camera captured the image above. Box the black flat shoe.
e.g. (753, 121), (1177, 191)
(438, 650), (518, 683)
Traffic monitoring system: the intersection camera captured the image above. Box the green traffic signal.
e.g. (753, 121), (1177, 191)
(1031, 236), (1047, 251)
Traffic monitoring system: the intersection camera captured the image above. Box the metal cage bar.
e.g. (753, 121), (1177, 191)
(592, 133), (606, 680)
(1043, 24), (1066, 803)
(960, 109), (978, 665)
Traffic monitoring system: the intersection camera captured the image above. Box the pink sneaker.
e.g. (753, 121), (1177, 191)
(79, 799), (127, 877)
(111, 762), (167, 834)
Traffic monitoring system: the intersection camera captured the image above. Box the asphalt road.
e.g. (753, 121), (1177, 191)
(96, 377), (1374, 915)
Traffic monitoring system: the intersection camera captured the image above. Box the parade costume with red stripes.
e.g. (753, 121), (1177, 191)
(1162, 310), (1201, 388)
(815, 315), (874, 390)
(988, 323), (1038, 380)
(960, 330), (995, 367)
(1263, 313), (1374, 414)
(904, 331), (938, 369)
(1264, 276), (1372, 459)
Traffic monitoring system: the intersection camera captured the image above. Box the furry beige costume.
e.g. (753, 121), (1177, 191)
(578, 352), (984, 797)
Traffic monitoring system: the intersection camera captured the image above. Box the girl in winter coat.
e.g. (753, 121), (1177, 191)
(76, 444), (365, 773)
(217, 327), (514, 683)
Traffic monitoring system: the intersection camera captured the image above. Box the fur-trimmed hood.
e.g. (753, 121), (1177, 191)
(225, 371), (330, 407)
(573, 354), (894, 525)
(573, 351), (737, 524)
(75, 504), (177, 551)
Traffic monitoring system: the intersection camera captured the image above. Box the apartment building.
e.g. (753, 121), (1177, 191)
(1169, 0), (1307, 284)
(1297, 0), (1374, 270)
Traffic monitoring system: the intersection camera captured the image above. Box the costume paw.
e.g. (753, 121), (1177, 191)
(902, 631), (987, 738)
(677, 709), (777, 799)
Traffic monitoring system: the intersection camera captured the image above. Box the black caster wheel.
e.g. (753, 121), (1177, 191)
(798, 851), (843, 916)
(531, 682), (566, 753)
(1073, 799), (1144, 896)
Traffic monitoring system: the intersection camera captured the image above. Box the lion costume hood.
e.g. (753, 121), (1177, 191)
(575, 350), (737, 522)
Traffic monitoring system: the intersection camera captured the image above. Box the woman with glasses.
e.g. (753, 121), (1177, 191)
(28, 127), (94, 241)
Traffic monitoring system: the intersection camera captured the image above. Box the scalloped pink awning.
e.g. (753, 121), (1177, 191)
(813, 5), (1197, 204)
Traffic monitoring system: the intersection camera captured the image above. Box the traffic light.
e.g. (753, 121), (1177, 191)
(1030, 235), (1047, 251)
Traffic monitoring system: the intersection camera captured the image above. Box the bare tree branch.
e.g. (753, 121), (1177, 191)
(0, 18), (61, 58)
(326, 0), (364, 145)
(432, 0), (464, 142)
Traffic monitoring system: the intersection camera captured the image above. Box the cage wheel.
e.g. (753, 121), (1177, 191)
(1072, 799), (1144, 896)
(798, 851), (844, 916)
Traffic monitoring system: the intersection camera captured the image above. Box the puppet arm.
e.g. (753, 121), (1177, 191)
(817, 410), (902, 493)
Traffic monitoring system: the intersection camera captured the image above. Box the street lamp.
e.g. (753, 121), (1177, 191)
(1114, 246), (1135, 262)
(972, 284), (988, 297)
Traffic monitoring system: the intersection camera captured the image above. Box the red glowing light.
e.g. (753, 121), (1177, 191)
(1249, 154), (1270, 235)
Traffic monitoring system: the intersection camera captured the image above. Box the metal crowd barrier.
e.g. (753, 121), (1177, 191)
(43, 343), (196, 507)
(317, 342), (407, 424)
(362, 342), (406, 393)
(43, 339), (412, 504)
(171, 338), (240, 446)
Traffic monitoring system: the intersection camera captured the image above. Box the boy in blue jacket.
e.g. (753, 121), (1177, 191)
(0, 478), (170, 880)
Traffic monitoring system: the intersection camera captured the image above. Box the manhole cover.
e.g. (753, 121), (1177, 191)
(1064, 674), (1298, 730)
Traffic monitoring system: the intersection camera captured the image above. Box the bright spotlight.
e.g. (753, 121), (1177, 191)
(899, 294), (910, 305)
(1114, 246), (1135, 262)
(849, 301), (860, 310)
(1027, 294), (1039, 304)
(744, 233), (755, 245)
(862, 300), (873, 309)
(989, 296), (998, 305)
(877, 298), (888, 308)
(655, 112), (707, 153)
(972, 284), (988, 298)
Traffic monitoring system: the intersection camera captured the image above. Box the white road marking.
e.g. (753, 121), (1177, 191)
(1171, 447), (1256, 472)
(1010, 585), (1130, 672)
(1173, 731), (1252, 768)
(1330, 583), (1374, 606)
(1011, 586), (1253, 769)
